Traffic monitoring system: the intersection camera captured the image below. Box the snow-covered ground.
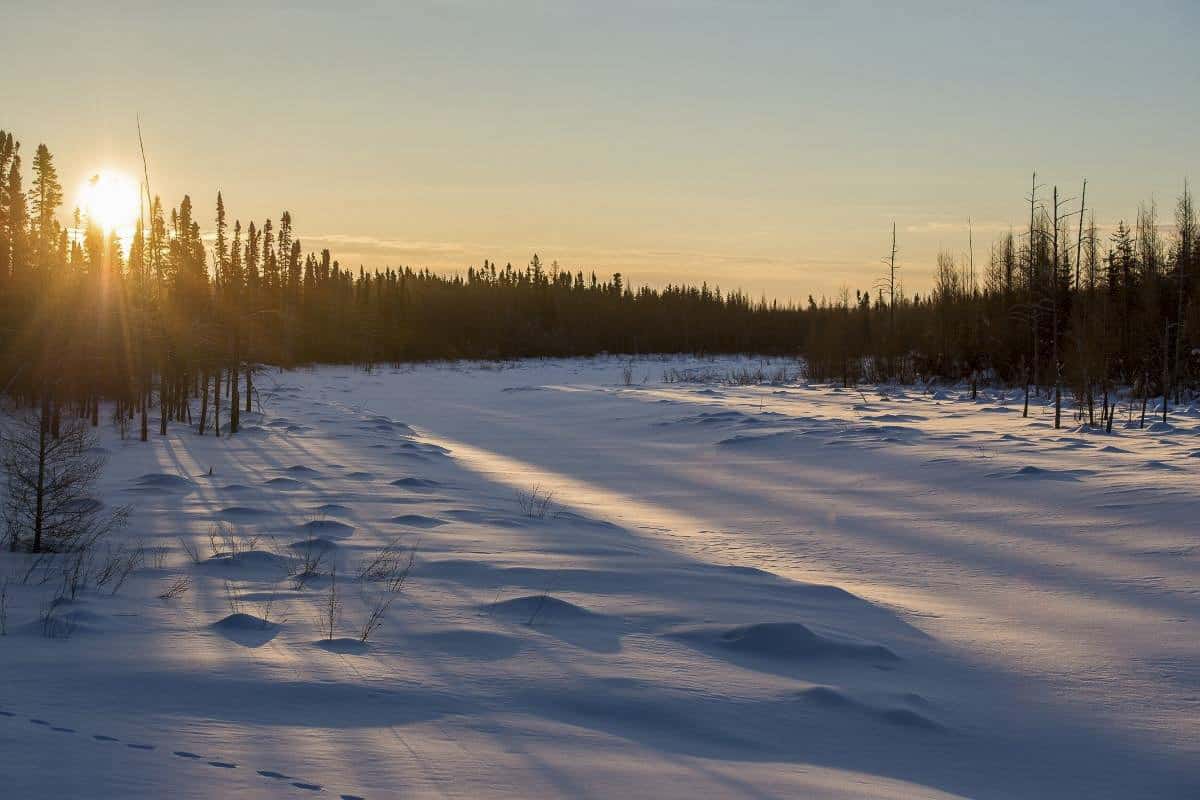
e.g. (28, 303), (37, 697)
(2, 355), (1198, 799)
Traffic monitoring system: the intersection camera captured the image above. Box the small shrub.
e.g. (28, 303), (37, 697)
(357, 546), (416, 643)
(40, 600), (75, 640)
(208, 522), (257, 559)
(157, 575), (190, 600)
(355, 538), (408, 583)
(179, 537), (202, 565)
(288, 537), (328, 589)
(223, 580), (243, 615)
(516, 485), (555, 519)
(320, 568), (341, 641)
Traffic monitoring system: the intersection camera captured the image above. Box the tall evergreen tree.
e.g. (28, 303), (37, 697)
(29, 144), (63, 270)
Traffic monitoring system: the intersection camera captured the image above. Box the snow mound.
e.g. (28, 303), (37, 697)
(314, 503), (350, 514)
(553, 510), (620, 530)
(212, 613), (278, 631)
(1142, 460), (1182, 471)
(388, 514), (446, 528)
(285, 465), (321, 474)
(485, 594), (593, 622)
(991, 465), (1095, 481)
(61, 497), (104, 513)
(24, 598), (112, 636)
(681, 622), (898, 662)
(202, 550), (291, 574)
(796, 685), (859, 708)
(393, 441), (451, 457)
(217, 506), (269, 518)
(837, 423), (924, 445)
(288, 537), (339, 553)
(863, 413), (928, 422)
(345, 471), (375, 480)
(717, 431), (798, 448)
(364, 415), (415, 435)
(661, 410), (752, 427)
(876, 707), (944, 730)
(794, 687), (941, 729)
(299, 519), (355, 538)
(390, 477), (442, 490)
(264, 477), (303, 488)
(314, 638), (369, 654)
(134, 473), (194, 489)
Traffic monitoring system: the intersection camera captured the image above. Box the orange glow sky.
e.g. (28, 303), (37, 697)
(4, 2), (1197, 301)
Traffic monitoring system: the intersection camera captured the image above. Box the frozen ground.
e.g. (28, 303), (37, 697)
(1, 355), (1198, 799)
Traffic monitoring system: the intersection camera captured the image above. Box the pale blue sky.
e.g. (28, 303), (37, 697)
(3, 1), (1197, 299)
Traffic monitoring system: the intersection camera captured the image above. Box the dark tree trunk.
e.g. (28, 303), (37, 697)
(198, 370), (209, 435)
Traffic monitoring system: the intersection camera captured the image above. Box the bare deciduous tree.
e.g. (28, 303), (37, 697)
(2, 411), (129, 553)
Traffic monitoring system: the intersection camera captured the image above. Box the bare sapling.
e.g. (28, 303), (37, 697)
(179, 536), (202, 565)
(2, 413), (130, 554)
(287, 536), (328, 589)
(358, 545), (416, 643)
(223, 579), (243, 615)
(355, 537), (407, 582)
(157, 575), (190, 600)
(91, 541), (144, 595)
(256, 587), (283, 627)
(321, 567), (340, 641)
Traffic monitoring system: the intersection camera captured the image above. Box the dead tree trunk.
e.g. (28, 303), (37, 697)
(1140, 371), (1149, 428)
(198, 370), (209, 435)
(1162, 319), (1170, 425)
(230, 365), (240, 435)
(213, 368), (222, 438)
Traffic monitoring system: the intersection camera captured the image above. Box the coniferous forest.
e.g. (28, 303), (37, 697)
(1, 129), (1197, 438)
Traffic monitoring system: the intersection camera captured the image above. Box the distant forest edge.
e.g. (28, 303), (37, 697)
(0, 129), (1197, 439)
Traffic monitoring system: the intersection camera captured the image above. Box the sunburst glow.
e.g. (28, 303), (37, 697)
(78, 169), (140, 236)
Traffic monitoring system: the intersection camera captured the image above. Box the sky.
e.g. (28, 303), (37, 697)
(3, 1), (1198, 301)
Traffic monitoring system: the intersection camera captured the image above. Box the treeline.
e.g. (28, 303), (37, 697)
(805, 176), (1198, 427)
(0, 130), (1197, 439)
(0, 131), (805, 440)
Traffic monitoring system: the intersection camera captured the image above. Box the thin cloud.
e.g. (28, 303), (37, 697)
(903, 220), (1012, 235)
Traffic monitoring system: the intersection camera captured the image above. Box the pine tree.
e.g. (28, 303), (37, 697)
(214, 191), (228, 289)
(6, 152), (27, 283)
(0, 131), (15, 281)
(29, 144), (63, 269)
(261, 218), (276, 292)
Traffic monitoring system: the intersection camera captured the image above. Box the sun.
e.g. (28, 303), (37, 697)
(78, 169), (140, 236)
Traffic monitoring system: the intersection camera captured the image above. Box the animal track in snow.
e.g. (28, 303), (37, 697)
(1, 705), (366, 797)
